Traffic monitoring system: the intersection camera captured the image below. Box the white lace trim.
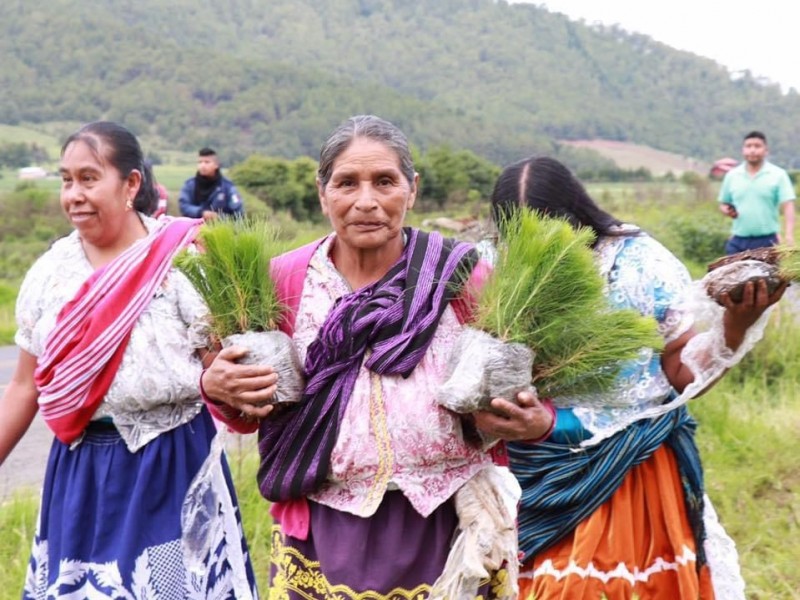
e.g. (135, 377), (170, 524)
(521, 544), (697, 585)
(703, 495), (746, 600)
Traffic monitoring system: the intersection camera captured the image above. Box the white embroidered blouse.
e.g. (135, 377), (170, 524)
(560, 233), (695, 437)
(15, 215), (210, 452)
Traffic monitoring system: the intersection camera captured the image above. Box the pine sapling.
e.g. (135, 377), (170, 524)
(174, 218), (302, 404)
(438, 209), (662, 413)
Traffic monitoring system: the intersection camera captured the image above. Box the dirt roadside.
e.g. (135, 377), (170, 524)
(0, 346), (52, 500)
(0, 345), (257, 502)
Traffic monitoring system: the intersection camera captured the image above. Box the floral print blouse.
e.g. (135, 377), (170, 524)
(295, 236), (493, 518)
(15, 215), (210, 452)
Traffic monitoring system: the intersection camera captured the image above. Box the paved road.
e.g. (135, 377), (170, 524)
(0, 345), (257, 502)
(0, 345), (52, 500)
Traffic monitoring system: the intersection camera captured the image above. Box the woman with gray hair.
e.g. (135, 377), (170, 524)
(201, 115), (554, 599)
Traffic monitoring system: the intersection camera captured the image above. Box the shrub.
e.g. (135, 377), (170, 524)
(669, 212), (730, 266)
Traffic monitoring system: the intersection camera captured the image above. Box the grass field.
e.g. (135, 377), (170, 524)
(0, 168), (60, 193)
(0, 124), (62, 160)
(561, 139), (712, 176)
(0, 122), (197, 197)
(0, 162), (196, 217)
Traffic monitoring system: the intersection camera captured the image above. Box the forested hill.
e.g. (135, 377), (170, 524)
(3, 0), (800, 169)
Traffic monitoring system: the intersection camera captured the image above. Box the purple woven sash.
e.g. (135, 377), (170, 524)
(257, 228), (477, 502)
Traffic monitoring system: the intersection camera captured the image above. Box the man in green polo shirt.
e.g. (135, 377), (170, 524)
(718, 131), (796, 254)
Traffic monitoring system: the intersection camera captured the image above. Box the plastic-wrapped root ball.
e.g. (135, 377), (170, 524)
(704, 260), (783, 305)
(222, 330), (304, 405)
(437, 327), (535, 413)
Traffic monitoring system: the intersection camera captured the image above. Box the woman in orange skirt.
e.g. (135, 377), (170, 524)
(489, 156), (785, 600)
(514, 432), (717, 600)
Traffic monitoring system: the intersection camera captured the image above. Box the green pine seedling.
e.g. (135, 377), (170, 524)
(174, 219), (287, 341)
(776, 245), (800, 282)
(474, 209), (663, 398)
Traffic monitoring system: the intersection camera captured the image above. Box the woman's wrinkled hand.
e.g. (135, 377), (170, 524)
(202, 345), (279, 419)
(720, 278), (788, 350)
(472, 390), (554, 442)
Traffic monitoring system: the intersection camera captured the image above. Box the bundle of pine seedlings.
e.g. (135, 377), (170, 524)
(174, 218), (303, 404)
(438, 209), (662, 413)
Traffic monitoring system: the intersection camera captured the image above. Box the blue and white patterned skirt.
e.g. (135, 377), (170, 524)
(22, 408), (258, 599)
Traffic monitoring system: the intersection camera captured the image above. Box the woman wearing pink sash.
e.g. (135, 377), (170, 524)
(201, 115), (556, 600)
(0, 122), (257, 598)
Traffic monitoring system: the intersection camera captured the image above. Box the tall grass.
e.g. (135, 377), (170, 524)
(0, 281), (17, 345)
(0, 492), (39, 594)
(693, 306), (800, 599)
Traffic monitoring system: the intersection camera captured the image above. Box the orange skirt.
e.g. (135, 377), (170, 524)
(518, 445), (715, 600)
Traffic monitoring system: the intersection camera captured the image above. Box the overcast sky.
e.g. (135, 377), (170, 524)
(512, 1), (798, 93)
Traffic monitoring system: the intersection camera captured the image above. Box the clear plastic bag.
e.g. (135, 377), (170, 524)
(436, 327), (534, 413)
(181, 330), (302, 597)
(704, 259), (783, 304)
(429, 465), (521, 600)
(180, 428), (254, 598)
(222, 330), (304, 404)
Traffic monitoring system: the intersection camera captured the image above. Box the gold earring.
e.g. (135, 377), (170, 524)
(126, 199), (133, 210)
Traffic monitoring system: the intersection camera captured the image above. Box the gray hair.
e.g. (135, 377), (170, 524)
(317, 115), (415, 187)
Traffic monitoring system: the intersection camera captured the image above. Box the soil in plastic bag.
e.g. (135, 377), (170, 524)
(705, 253), (783, 304)
(437, 328), (534, 413)
(222, 330), (304, 405)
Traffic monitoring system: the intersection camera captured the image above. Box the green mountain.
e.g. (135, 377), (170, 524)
(2, 0), (799, 169)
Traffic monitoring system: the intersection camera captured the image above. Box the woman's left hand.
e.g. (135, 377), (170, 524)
(720, 278), (789, 350)
(472, 390), (554, 442)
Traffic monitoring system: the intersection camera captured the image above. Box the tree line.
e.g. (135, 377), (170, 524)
(2, 0), (800, 174)
(0, 143), (50, 170)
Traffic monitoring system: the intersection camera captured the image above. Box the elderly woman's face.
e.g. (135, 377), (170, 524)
(318, 137), (417, 252)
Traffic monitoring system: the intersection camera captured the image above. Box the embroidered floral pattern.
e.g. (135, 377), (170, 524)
(269, 528), (504, 600)
(14, 215), (210, 452)
(297, 237), (492, 518)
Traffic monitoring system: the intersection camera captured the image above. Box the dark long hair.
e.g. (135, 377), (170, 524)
(61, 121), (157, 214)
(490, 156), (634, 245)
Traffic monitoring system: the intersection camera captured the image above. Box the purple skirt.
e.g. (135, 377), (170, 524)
(270, 490), (506, 599)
